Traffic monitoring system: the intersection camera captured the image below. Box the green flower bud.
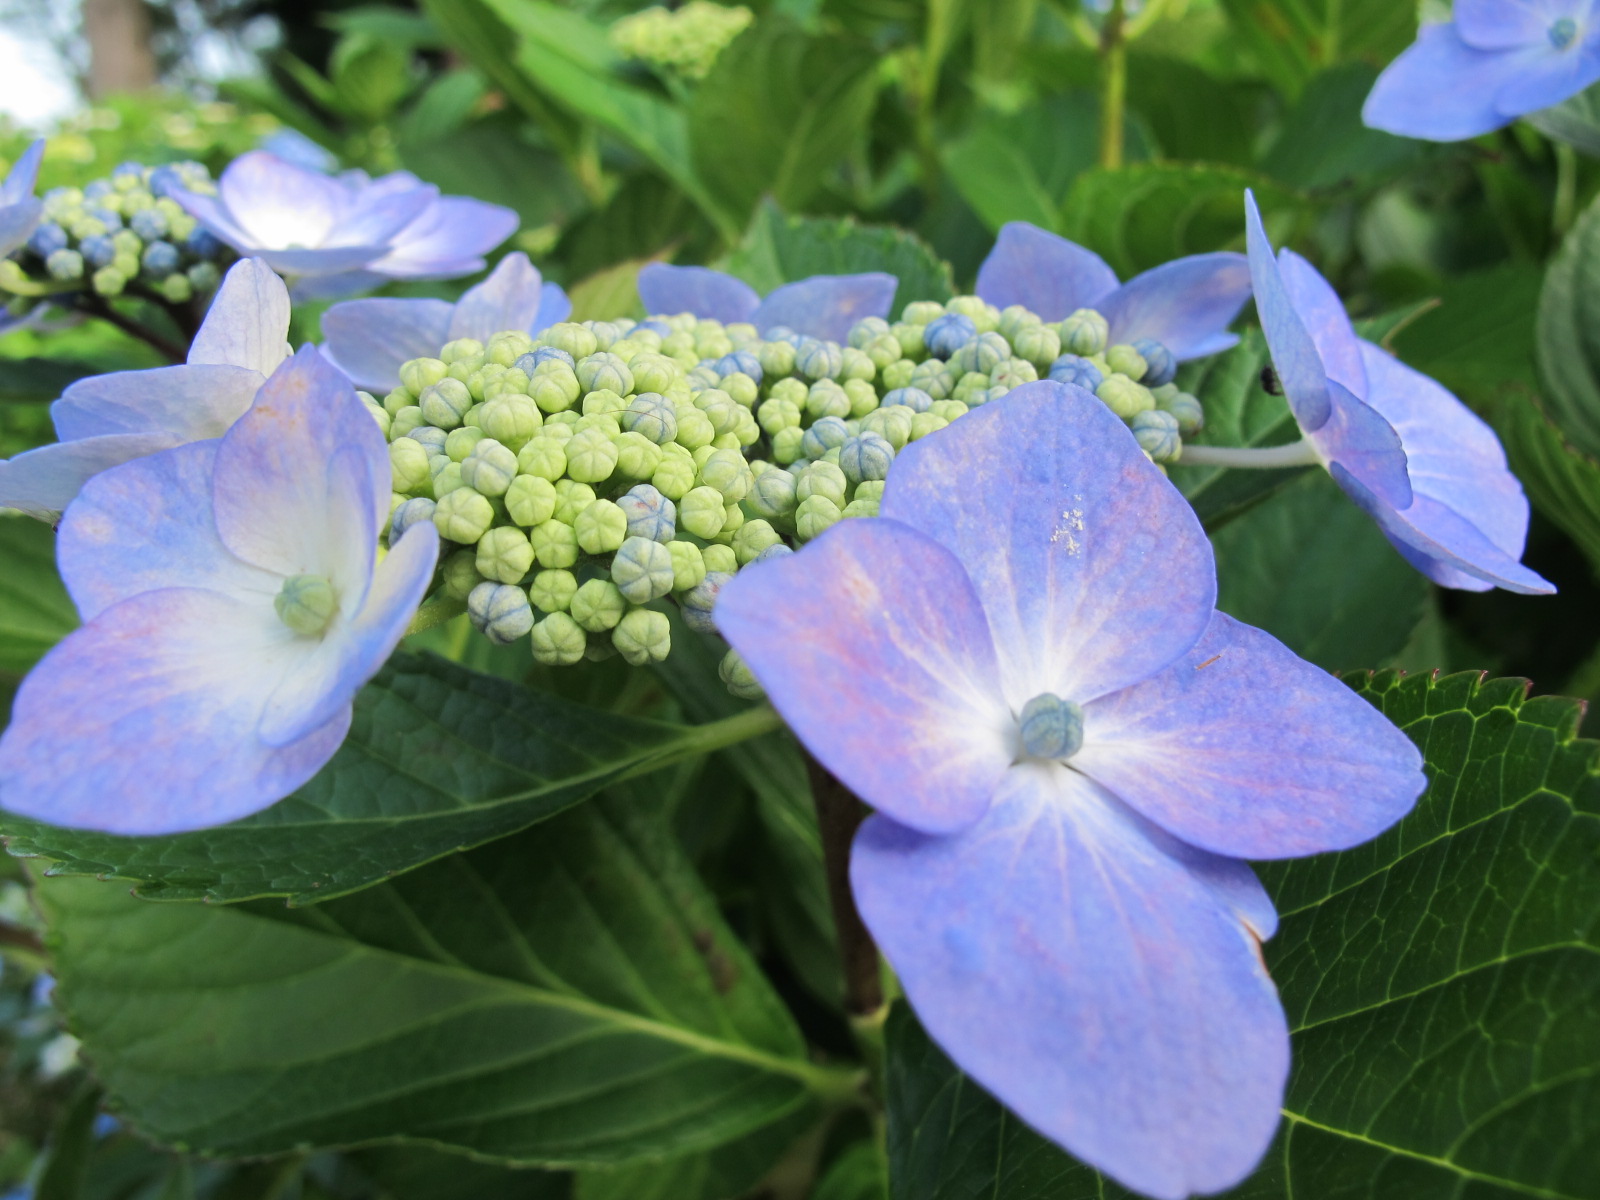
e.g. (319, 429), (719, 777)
(758, 338), (797, 379)
(695, 388), (742, 435)
(770, 426), (805, 465)
(947, 295), (998, 331)
(718, 648), (764, 700)
(274, 573), (338, 636)
(530, 518), (580, 568)
(795, 459), (848, 507)
(862, 332), (902, 371)
(1160, 391), (1204, 437)
(796, 339), (843, 380)
(849, 316), (891, 348)
(628, 354), (680, 395)
(674, 405), (716, 450)
(363, 398), (392, 438)
(441, 337), (485, 366)
(909, 411), (948, 440)
(541, 322), (599, 360)
(441, 548), (483, 600)
(434, 487), (496, 543)
(513, 436), (565, 482)
(583, 388), (628, 419)
(479, 394), (543, 448)
(908, 360), (953, 400)
(529, 568), (578, 613)
(901, 300), (945, 325)
(880, 358), (917, 390)
(432, 461), (466, 499)
(952, 371), (990, 405)
(160, 272), (193, 304)
(565, 426), (620, 483)
(716, 501), (745, 541)
(570, 578), (628, 632)
(383, 388), (413, 417)
(796, 494), (842, 541)
(733, 519), (781, 564)
(680, 485), (729, 539)
(1013, 325), (1061, 369)
(804, 380), (850, 422)
(839, 346), (875, 382)
(1105, 343), (1149, 381)
(389, 437), (432, 494)
(746, 466), (798, 519)
(92, 265), (127, 295)
(889, 322), (926, 359)
(460, 440), (518, 497)
(950, 331), (1010, 376)
(862, 405), (913, 451)
(419, 378), (473, 429)
(575, 498), (629, 554)
(853, 479), (887, 502)
(758, 397), (801, 435)
(998, 304), (1042, 341)
(837, 379), (874, 419)
(721, 371), (759, 408)
(667, 540), (706, 591)
(505, 474), (558, 527)
(991, 358), (1038, 389)
(530, 611), (587, 665)
(1096, 375), (1156, 419)
(1058, 308), (1109, 356)
(576, 412), (622, 438)
(445, 426), (488, 462)
(930, 399), (968, 423)
(1131, 409), (1182, 463)
(611, 536), (676, 603)
(842, 497), (880, 519)
(652, 443), (698, 500)
(702, 544), (738, 574)
(612, 430), (664, 479)
(529, 367), (582, 414)
(613, 608), (671, 667)
(542, 415), (579, 438)
(487, 330), (535, 365)
(697, 448), (753, 502)
(552, 479), (597, 524)
(476, 526), (535, 584)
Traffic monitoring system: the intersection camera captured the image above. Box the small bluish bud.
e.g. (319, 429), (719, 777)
(949, 331), (1010, 376)
(1550, 15), (1578, 48)
(1131, 409), (1182, 463)
(924, 313), (977, 359)
(849, 316), (891, 348)
(762, 324), (798, 344)
(521, 347), (576, 373)
(530, 611), (587, 665)
(746, 467), (798, 519)
(617, 484), (677, 543)
(80, 233), (117, 268)
(28, 222), (67, 256)
(529, 568), (579, 613)
(1096, 375), (1157, 419)
(406, 425), (450, 456)
(141, 240), (179, 276)
(719, 648), (765, 700)
(800, 415), (851, 460)
(839, 432), (895, 486)
(274, 574), (338, 636)
(1018, 693), (1085, 760)
(434, 488), (496, 543)
(128, 207), (168, 240)
(667, 540), (706, 591)
(622, 392), (679, 444)
(390, 496), (436, 542)
(795, 338), (844, 380)
(1161, 390), (1204, 437)
(530, 518), (581, 568)
(186, 261), (220, 292)
(698, 448), (753, 502)
(468, 581), (535, 644)
(882, 386), (933, 413)
(681, 570), (733, 633)
(46, 248), (84, 280)
(796, 494), (842, 541)
(575, 499), (629, 554)
(420, 378), (474, 429)
(576, 351), (634, 395)
(477, 526), (536, 584)
(1058, 309), (1110, 356)
(753, 543), (794, 564)
(613, 608), (671, 667)
(611, 536), (676, 604)
(570, 578), (629, 632)
(1049, 354), (1105, 391)
(1130, 338), (1176, 387)
(388, 437), (432, 494)
(715, 349), (763, 384)
(187, 230), (222, 260)
(460, 440), (518, 497)
(733, 519), (782, 564)
(1105, 343), (1150, 382)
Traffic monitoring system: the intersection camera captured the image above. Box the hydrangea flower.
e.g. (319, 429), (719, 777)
(0, 258), (291, 520)
(1364, 2), (1600, 141)
(1238, 191), (1554, 594)
(0, 347), (438, 835)
(975, 221), (1252, 360)
(715, 381), (1425, 1199)
(320, 252), (570, 392)
(636, 263), (897, 344)
(0, 139), (45, 258)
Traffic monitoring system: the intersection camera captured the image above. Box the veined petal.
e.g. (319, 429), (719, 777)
(0, 139), (44, 206)
(880, 383), (1216, 709)
(0, 433), (183, 521)
(326, 182), (437, 250)
(974, 222), (1120, 321)
(320, 298), (454, 392)
(0, 196), (42, 259)
(214, 151), (350, 249)
(369, 196), (518, 279)
(168, 188), (261, 256)
(854, 766), (1288, 1200)
(1362, 23), (1539, 140)
(187, 258), (292, 377)
(1310, 378), (1413, 510)
(0, 587), (349, 835)
(447, 253), (549, 342)
(1076, 612), (1425, 860)
(1099, 253), (1252, 362)
(534, 281), (572, 334)
(58, 440), (278, 622)
(1277, 250), (1365, 395)
(715, 518), (1011, 836)
(251, 245), (395, 278)
(636, 264), (760, 325)
(53, 364), (262, 442)
(751, 274), (898, 343)
(1456, 0), (1584, 49)
(1245, 191), (1331, 432)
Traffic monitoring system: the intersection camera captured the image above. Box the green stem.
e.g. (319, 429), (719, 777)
(1179, 438), (1324, 469)
(1554, 141), (1578, 241)
(618, 704), (787, 784)
(1098, 0), (1128, 170)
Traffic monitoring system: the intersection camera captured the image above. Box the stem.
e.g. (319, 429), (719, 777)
(616, 704), (787, 786)
(1554, 141), (1578, 241)
(74, 294), (187, 363)
(803, 752), (885, 1018)
(1178, 438), (1324, 469)
(1097, 0), (1128, 170)
(0, 918), (44, 959)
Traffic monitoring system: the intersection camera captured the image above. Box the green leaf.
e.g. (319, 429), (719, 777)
(941, 95), (1101, 234)
(1524, 81), (1600, 157)
(1497, 387), (1600, 581)
(574, 1104), (816, 1200)
(1536, 189), (1600, 458)
(723, 202), (955, 325)
(1211, 471), (1429, 672)
(888, 671), (1600, 1198)
(2, 652), (779, 905)
(400, 114), (585, 230)
(812, 1140), (889, 1200)
(39, 795), (853, 1165)
(0, 515), (76, 682)
(1388, 264), (1543, 402)
(1216, 0), (1417, 98)
(36, 1082), (101, 1200)
(1127, 54), (1260, 168)
(1259, 63), (1424, 190)
(347, 1144), (571, 1200)
(686, 15), (879, 220)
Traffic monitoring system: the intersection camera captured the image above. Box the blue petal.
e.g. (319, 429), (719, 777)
(715, 517), (1012, 836)
(52, 364), (262, 442)
(974, 222), (1120, 321)
(320, 298), (454, 393)
(879, 381), (1216, 709)
(0, 433), (183, 521)
(1313, 379), (1414, 511)
(637, 264), (760, 324)
(1455, 0), (1579, 48)
(751, 274), (898, 343)
(211, 151), (353, 249)
(1075, 612), (1425, 860)
(447, 253), (549, 342)
(170, 188), (257, 257)
(853, 766), (1288, 1200)
(367, 195), (519, 280)
(534, 281), (572, 333)
(1275, 250), (1365, 395)
(0, 195), (42, 259)
(0, 587), (350, 835)
(324, 183), (437, 254)
(1362, 23), (1537, 140)
(187, 258), (292, 378)
(1098, 253), (1252, 361)
(1244, 191), (1331, 432)
(1494, 38), (1600, 117)
(1, 139), (45, 206)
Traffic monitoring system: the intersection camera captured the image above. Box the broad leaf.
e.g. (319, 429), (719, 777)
(812, 1141), (889, 1200)
(1526, 82), (1600, 158)
(1390, 264), (1543, 402)
(38, 795), (853, 1165)
(0, 516), (76, 679)
(574, 1104), (816, 1200)
(1497, 388), (1600, 581)
(887, 671), (1600, 1198)
(1216, 0), (1417, 99)
(1127, 54), (1260, 168)
(1536, 190), (1600, 458)
(2, 652), (778, 905)
(941, 95), (1102, 234)
(1259, 64), (1423, 190)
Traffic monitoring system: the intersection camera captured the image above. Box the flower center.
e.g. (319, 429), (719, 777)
(1018, 693), (1085, 761)
(1551, 17), (1578, 49)
(275, 573), (338, 636)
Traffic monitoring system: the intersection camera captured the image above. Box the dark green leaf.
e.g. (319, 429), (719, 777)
(36, 1082), (101, 1200)
(941, 95), (1101, 234)
(1259, 64), (1424, 189)
(0, 357), (104, 405)
(812, 1140), (888, 1200)
(1389, 264), (1543, 402)
(39, 795), (852, 1165)
(888, 672), (1600, 1198)
(395, 68), (489, 146)
(347, 1144), (570, 1200)
(1525, 82), (1600, 157)
(1128, 54), (1260, 168)
(0, 515), (76, 679)
(1216, 0), (1417, 98)
(574, 1103), (816, 1200)
(1536, 190), (1600, 457)
(400, 114), (586, 230)
(1496, 387), (1600, 581)
(2, 652), (778, 905)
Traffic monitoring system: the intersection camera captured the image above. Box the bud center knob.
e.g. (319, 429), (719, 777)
(1018, 693), (1085, 761)
(275, 574), (338, 637)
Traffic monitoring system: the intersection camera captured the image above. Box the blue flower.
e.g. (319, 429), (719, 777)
(636, 263), (897, 343)
(0, 259), (292, 520)
(0, 139), (45, 257)
(1364, 2), (1600, 141)
(974, 221), (1252, 360)
(320, 253), (571, 392)
(0, 347), (439, 835)
(1242, 192), (1554, 594)
(715, 381), (1424, 1199)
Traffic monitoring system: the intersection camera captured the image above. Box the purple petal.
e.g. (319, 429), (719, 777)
(1099, 253), (1252, 361)
(534, 281), (572, 333)
(1362, 23), (1539, 140)
(213, 151), (352, 249)
(0, 587), (349, 835)
(751, 274), (898, 343)
(853, 767), (1288, 1200)
(320, 298), (454, 393)
(1494, 40), (1600, 117)
(211, 347), (385, 604)
(879, 382), (1216, 709)
(715, 518), (1012, 836)
(57, 440), (278, 622)
(0, 196), (42, 259)
(323, 184), (437, 253)
(974, 222), (1120, 322)
(636, 264), (760, 325)
(1276, 250), (1365, 395)
(289, 270), (386, 302)
(1, 139), (45, 206)
(169, 188), (266, 256)
(187, 258), (292, 378)
(1456, 0), (1574, 48)
(1075, 612), (1424, 860)
(368, 196), (518, 280)
(249, 245), (396, 278)
(1245, 191), (1331, 432)
(1312, 379), (1413, 511)
(0, 433), (183, 521)
(447, 253), (549, 342)
(53, 365), (261, 443)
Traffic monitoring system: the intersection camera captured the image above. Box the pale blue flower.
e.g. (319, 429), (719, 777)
(0, 139), (45, 257)
(0, 347), (439, 835)
(0, 258), (291, 520)
(716, 381), (1424, 1199)
(636, 263), (897, 343)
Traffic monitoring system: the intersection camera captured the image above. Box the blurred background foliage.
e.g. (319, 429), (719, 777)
(2, 0), (1600, 1196)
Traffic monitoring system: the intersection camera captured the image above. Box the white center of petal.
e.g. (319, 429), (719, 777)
(1017, 693), (1085, 762)
(1551, 17), (1578, 48)
(274, 573), (339, 637)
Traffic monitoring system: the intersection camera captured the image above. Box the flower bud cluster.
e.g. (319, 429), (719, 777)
(610, 2), (755, 80)
(376, 293), (1205, 692)
(11, 161), (228, 303)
